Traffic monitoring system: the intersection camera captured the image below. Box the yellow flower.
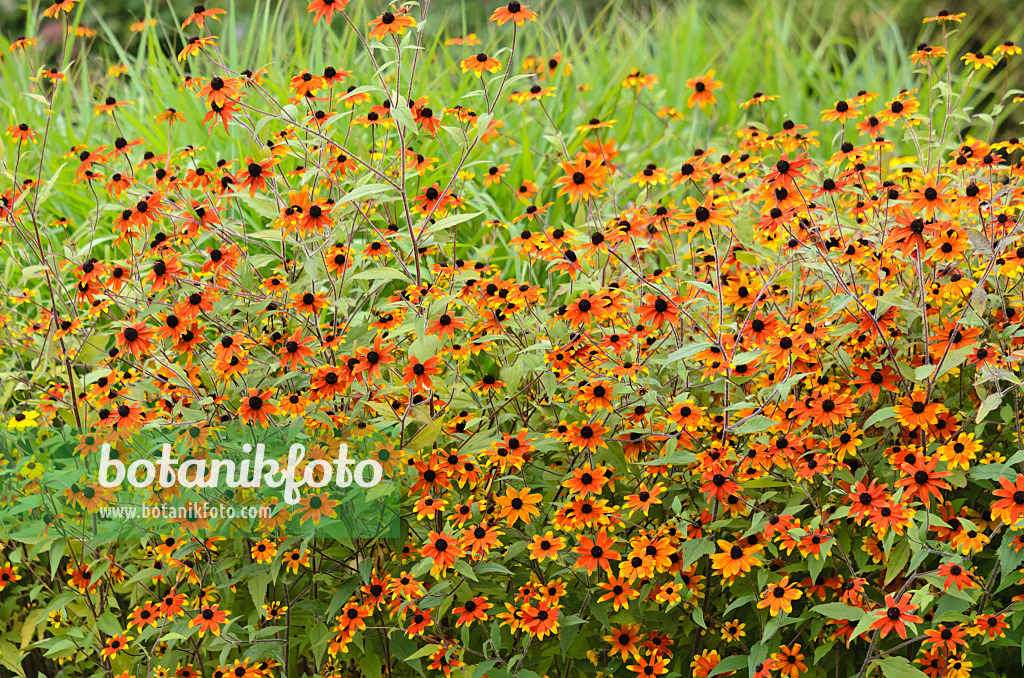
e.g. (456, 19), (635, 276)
(8, 411), (40, 430)
(19, 455), (44, 481)
(994, 41), (1022, 57)
(937, 432), (981, 470)
(961, 52), (996, 70)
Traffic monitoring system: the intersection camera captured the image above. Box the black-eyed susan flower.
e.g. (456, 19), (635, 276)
(461, 53), (502, 76)
(368, 11), (417, 40)
(962, 51), (996, 70)
(685, 70), (723, 109)
(490, 1), (538, 27)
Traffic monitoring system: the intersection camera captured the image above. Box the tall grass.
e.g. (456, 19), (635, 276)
(2, 0), (1019, 265)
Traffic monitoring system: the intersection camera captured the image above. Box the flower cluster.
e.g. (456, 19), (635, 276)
(3, 2), (1024, 678)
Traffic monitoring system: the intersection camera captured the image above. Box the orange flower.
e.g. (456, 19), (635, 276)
(990, 473), (1024, 525)
(181, 4), (227, 29)
(820, 98), (860, 122)
(454, 596), (492, 627)
(893, 389), (943, 428)
(566, 420), (609, 453)
(562, 463), (609, 497)
(895, 455), (950, 507)
(757, 576), (803, 616)
(0, 563), (21, 590)
(238, 388), (278, 426)
(555, 153), (606, 203)
(289, 290), (329, 315)
(461, 53), (502, 76)
(298, 492), (338, 524)
(128, 602), (160, 630)
(43, 0), (76, 18)
(278, 329), (315, 371)
(923, 623), (968, 653)
(368, 11), (417, 40)
(637, 293), (682, 328)
(923, 10), (965, 22)
(93, 96), (132, 115)
(116, 321), (155, 359)
(489, 1), (538, 26)
(627, 654), (668, 678)
(573, 531), (620, 574)
(402, 355), (442, 392)
(521, 598), (560, 638)
(604, 624), (641, 660)
(235, 157), (277, 196)
(250, 539), (278, 564)
(869, 593), (921, 639)
(355, 334), (396, 383)
(710, 540), (761, 579)
(307, 0), (349, 25)
(528, 532), (564, 562)
(189, 604), (229, 638)
(685, 70), (723, 109)
(494, 486), (542, 525)
(770, 644), (807, 678)
(420, 530), (465, 575)
(101, 633), (131, 658)
(905, 174), (952, 217)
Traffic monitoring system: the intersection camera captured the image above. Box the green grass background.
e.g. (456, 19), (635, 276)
(2, 0), (1022, 275)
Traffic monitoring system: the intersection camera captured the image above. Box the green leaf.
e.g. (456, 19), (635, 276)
(406, 643), (441, 661)
(729, 415), (776, 435)
(864, 407), (896, 429)
(761, 611), (800, 641)
(407, 421), (441, 450)
(851, 611), (878, 642)
(0, 638), (26, 677)
(681, 539), (716, 569)
(326, 579), (359, 620)
(340, 183), (394, 204)
(425, 211), (482, 235)
(708, 654), (749, 678)
(692, 607), (706, 628)
(490, 619), (503, 651)
(248, 571), (269, 613)
(476, 562), (512, 576)
(454, 559), (479, 582)
(42, 592), (78, 617)
(352, 267), (410, 282)
(364, 400), (400, 421)
(311, 622), (330, 667)
(885, 540), (910, 584)
(360, 652), (383, 678)
(474, 113), (493, 144)
(19, 609), (43, 648)
(239, 195), (281, 219)
(971, 462), (1017, 482)
(808, 548), (827, 583)
(559, 616), (582, 655)
(465, 660), (498, 678)
(97, 612), (121, 635)
(976, 393), (1003, 423)
(811, 602), (866, 621)
(392, 105), (417, 137)
(872, 656), (929, 678)
(49, 540), (66, 579)
(931, 345), (975, 381)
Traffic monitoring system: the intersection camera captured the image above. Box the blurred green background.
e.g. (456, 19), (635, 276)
(3, 0), (1021, 141)
(3, 0), (1020, 46)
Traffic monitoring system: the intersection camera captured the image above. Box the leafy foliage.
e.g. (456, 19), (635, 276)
(2, 2), (1024, 678)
